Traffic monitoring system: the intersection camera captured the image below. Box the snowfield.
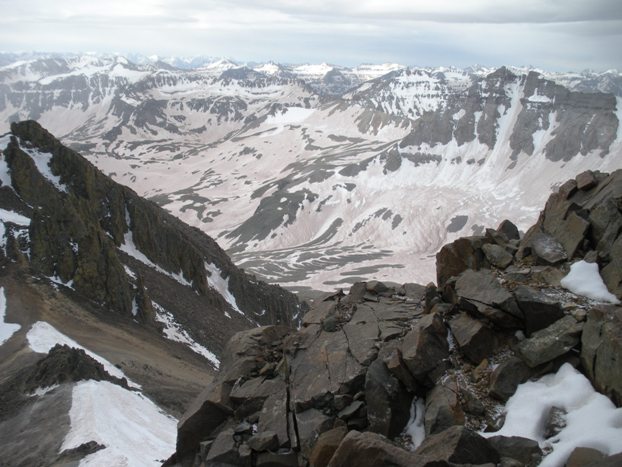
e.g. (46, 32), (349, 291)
(61, 380), (177, 467)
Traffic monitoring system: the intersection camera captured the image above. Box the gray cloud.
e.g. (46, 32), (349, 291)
(0, 0), (619, 70)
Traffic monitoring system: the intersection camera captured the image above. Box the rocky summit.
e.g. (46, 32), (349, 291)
(165, 169), (622, 467)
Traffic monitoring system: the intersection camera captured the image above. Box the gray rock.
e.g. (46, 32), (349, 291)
(498, 219), (520, 241)
(454, 269), (523, 328)
(365, 359), (412, 438)
(256, 450), (299, 466)
(295, 408), (334, 457)
(413, 425), (500, 465)
(514, 285), (564, 335)
(583, 452), (622, 467)
(247, 431), (279, 452)
(424, 377), (465, 436)
(581, 306), (622, 405)
(517, 315), (583, 367)
(401, 313), (449, 387)
(176, 382), (233, 460)
(436, 236), (492, 287)
(566, 447), (606, 467)
(482, 243), (514, 269)
(308, 426), (347, 467)
(258, 386), (290, 448)
(337, 401), (364, 420)
(543, 406), (567, 439)
(487, 435), (542, 466)
(327, 430), (418, 467)
(576, 170), (598, 190)
(449, 313), (496, 364)
(205, 428), (238, 465)
(488, 357), (532, 401)
(530, 232), (568, 265)
(384, 348), (418, 393)
(554, 211), (590, 258)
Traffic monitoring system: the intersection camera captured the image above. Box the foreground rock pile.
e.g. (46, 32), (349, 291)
(166, 169), (622, 467)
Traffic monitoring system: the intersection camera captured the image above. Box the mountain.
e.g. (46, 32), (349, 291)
(0, 120), (303, 465)
(0, 54), (621, 293)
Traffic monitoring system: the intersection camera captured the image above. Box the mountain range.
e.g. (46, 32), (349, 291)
(0, 52), (621, 294)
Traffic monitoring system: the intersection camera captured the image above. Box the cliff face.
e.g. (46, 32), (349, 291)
(1, 120), (303, 359)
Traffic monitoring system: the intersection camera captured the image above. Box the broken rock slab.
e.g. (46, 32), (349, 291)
(517, 315), (583, 368)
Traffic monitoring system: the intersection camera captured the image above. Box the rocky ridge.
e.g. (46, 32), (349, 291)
(166, 169), (622, 467)
(1, 120), (303, 362)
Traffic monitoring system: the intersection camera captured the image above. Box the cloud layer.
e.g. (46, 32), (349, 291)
(0, 0), (619, 70)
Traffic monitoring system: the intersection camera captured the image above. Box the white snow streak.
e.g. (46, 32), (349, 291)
(153, 302), (220, 368)
(0, 287), (20, 345)
(119, 230), (192, 288)
(404, 397), (426, 450)
(205, 261), (243, 315)
(18, 143), (68, 193)
(61, 380), (177, 467)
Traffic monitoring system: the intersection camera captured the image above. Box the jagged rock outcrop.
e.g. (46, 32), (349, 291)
(1, 121), (303, 361)
(166, 169), (622, 467)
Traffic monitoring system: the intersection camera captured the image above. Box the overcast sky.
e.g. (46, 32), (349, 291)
(0, 0), (620, 70)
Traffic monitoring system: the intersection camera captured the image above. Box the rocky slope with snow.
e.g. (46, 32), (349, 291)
(166, 169), (622, 467)
(0, 54), (621, 293)
(0, 120), (303, 465)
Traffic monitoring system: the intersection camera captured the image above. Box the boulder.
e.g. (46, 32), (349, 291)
(487, 435), (542, 466)
(454, 269), (523, 328)
(581, 306), (622, 406)
(308, 427), (347, 467)
(542, 406), (566, 439)
(517, 316), (583, 368)
(498, 219), (520, 241)
(258, 385), (291, 448)
(488, 357), (532, 401)
(482, 243), (514, 269)
(583, 453), (622, 467)
(384, 348), (418, 393)
(413, 426), (500, 465)
(449, 313), (496, 364)
(576, 170), (598, 190)
(566, 447), (606, 467)
(364, 359), (412, 438)
(530, 232), (568, 265)
(553, 211), (590, 258)
(256, 450), (299, 466)
(295, 409), (334, 457)
(436, 236), (492, 288)
(401, 313), (449, 387)
(327, 430), (418, 467)
(176, 382), (233, 461)
(424, 377), (465, 436)
(205, 428), (238, 465)
(513, 285), (564, 335)
(247, 431), (279, 452)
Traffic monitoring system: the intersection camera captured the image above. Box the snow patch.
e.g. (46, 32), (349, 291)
(0, 208), (30, 226)
(153, 302), (220, 368)
(47, 275), (75, 290)
(0, 287), (20, 345)
(266, 107), (316, 125)
(119, 230), (192, 288)
(561, 260), (620, 304)
(205, 262), (243, 315)
(404, 397), (426, 450)
(18, 143), (68, 193)
(482, 363), (622, 466)
(61, 380), (177, 467)
(31, 384), (59, 397)
(26, 321), (139, 388)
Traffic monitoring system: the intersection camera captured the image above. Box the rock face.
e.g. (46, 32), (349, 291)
(1, 121), (303, 362)
(167, 171), (622, 467)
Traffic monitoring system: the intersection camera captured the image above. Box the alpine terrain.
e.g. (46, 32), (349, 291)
(0, 52), (621, 467)
(1, 53), (620, 290)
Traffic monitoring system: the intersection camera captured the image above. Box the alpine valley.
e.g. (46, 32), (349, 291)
(1, 53), (620, 291)
(1, 53), (622, 467)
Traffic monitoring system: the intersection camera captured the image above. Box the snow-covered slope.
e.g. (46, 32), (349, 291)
(1, 54), (620, 291)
